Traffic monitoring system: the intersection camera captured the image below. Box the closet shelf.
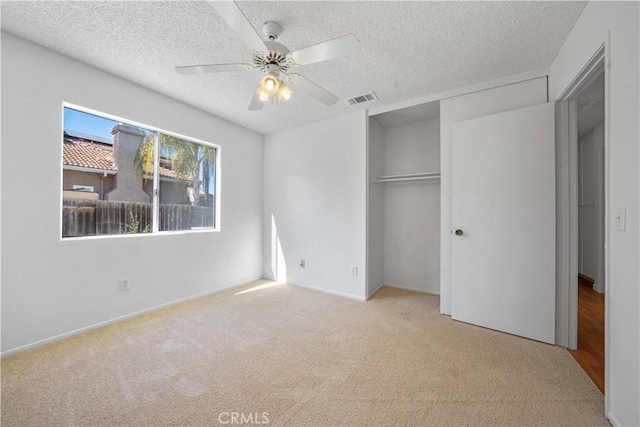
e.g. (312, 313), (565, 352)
(377, 172), (441, 183)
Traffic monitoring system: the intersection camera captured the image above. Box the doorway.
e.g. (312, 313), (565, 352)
(569, 71), (606, 392)
(555, 44), (608, 398)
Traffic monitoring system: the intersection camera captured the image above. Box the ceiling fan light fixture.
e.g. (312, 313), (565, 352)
(260, 72), (280, 95)
(278, 81), (292, 101)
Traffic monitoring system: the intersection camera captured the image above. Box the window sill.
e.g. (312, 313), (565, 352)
(60, 227), (220, 242)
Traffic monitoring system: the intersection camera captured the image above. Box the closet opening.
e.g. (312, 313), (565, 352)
(367, 101), (441, 298)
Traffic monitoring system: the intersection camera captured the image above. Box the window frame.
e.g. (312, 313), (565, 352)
(60, 102), (221, 240)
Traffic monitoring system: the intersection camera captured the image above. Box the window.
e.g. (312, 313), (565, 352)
(61, 105), (218, 238)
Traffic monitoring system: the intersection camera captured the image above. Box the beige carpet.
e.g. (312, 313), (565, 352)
(1, 281), (608, 426)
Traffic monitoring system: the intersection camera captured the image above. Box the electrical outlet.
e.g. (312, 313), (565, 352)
(351, 266), (358, 277)
(119, 278), (131, 292)
(300, 259), (305, 268)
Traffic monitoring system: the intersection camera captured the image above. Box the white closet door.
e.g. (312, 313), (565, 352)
(451, 103), (555, 344)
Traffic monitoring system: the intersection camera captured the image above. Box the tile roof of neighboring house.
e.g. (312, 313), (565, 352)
(63, 135), (116, 171)
(63, 134), (191, 181)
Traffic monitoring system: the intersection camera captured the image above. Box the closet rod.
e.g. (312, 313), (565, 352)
(377, 172), (440, 180)
(377, 175), (441, 183)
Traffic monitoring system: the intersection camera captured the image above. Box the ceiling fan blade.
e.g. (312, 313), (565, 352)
(175, 63), (253, 75)
(208, 1), (268, 52)
(285, 73), (339, 106)
(249, 86), (264, 111)
(290, 34), (360, 66)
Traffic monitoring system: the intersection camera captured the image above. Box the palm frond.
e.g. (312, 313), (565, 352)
(134, 133), (156, 179)
(133, 133), (217, 205)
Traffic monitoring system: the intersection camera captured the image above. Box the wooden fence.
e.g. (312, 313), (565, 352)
(62, 199), (214, 237)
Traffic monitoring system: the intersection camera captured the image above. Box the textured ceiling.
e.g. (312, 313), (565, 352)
(1, 1), (586, 135)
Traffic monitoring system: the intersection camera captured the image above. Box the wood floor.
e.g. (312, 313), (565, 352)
(569, 276), (605, 392)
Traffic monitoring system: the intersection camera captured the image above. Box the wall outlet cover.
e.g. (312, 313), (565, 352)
(120, 278), (131, 292)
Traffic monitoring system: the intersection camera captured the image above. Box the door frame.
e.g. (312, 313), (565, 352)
(554, 38), (610, 413)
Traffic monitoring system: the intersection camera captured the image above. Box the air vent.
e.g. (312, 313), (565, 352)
(347, 92), (378, 106)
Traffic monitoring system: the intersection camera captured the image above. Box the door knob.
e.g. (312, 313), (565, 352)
(455, 229), (463, 236)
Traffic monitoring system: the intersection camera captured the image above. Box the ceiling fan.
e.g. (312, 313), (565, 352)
(175, 1), (360, 111)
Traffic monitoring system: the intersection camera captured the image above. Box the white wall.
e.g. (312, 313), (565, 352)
(550, 2), (639, 425)
(439, 77), (548, 315)
(367, 117), (385, 297)
(578, 122), (605, 292)
(262, 111), (368, 300)
(383, 118), (440, 294)
(1, 32), (264, 354)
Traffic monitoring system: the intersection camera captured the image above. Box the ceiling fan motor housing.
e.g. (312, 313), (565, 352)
(253, 40), (294, 73)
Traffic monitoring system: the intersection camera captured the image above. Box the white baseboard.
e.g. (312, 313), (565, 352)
(593, 282), (605, 294)
(1, 278), (264, 357)
(290, 282), (367, 301)
(366, 283), (384, 300)
(607, 412), (621, 427)
(385, 284), (440, 296)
